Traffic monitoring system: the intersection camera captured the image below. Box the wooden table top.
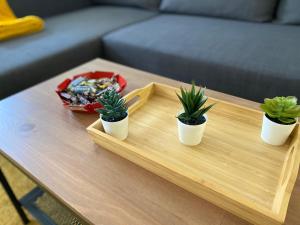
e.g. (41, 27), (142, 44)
(0, 59), (299, 225)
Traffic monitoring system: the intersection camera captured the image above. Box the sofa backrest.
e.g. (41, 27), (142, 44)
(92, 0), (161, 10)
(160, 0), (278, 22)
(8, 0), (92, 18)
(276, 0), (300, 25)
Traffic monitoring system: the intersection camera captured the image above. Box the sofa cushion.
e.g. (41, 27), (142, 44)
(0, 6), (156, 99)
(93, 0), (160, 9)
(160, 0), (278, 22)
(277, 0), (300, 25)
(8, 0), (91, 18)
(103, 15), (300, 101)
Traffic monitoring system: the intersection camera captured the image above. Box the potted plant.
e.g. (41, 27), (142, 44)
(176, 82), (215, 146)
(260, 96), (300, 146)
(97, 89), (128, 140)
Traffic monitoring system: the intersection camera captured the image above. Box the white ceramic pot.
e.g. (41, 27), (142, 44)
(177, 114), (207, 146)
(261, 114), (296, 146)
(101, 114), (128, 140)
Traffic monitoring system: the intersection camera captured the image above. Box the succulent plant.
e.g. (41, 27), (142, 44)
(96, 89), (127, 122)
(260, 96), (300, 124)
(176, 82), (215, 125)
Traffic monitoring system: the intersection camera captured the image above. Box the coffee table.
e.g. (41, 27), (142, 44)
(0, 59), (299, 225)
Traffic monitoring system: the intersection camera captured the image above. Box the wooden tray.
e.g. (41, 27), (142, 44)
(87, 83), (300, 225)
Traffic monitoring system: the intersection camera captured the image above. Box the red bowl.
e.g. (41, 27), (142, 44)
(56, 71), (127, 113)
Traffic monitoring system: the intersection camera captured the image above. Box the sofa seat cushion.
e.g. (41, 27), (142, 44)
(103, 15), (300, 101)
(0, 6), (156, 99)
(277, 0), (300, 25)
(160, 0), (278, 22)
(93, 0), (161, 10)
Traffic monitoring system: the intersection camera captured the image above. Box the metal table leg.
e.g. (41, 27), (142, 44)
(0, 168), (30, 225)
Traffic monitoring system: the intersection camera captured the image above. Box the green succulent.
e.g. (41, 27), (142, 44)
(260, 96), (300, 124)
(96, 89), (128, 122)
(176, 82), (215, 125)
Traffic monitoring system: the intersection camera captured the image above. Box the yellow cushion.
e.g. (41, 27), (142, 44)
(0, 0), (44, 41)
(0, 0), (16, 20)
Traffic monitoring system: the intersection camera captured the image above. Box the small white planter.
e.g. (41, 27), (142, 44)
(177, 114), (207, 146)
(101, 114), (128, 140)
(261, 114), (296, 146)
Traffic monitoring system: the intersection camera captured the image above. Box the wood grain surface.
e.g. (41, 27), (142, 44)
(0, 59), (300, 225)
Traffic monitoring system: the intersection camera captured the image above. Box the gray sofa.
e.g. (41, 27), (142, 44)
(1, 0), (299, 102)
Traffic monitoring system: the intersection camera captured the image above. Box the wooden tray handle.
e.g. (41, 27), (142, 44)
(272, 124), (300, 213)
(124, 83), (154, 114)
(280, 125), (300, 186)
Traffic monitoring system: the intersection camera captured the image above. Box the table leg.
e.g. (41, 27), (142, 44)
(0, 168), (30, 225)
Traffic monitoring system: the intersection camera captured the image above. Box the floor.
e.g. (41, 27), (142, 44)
(0, 154), (39, 225)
